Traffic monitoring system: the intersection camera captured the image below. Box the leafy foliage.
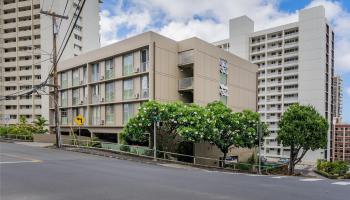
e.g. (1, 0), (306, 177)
(277, 104), (328, 174)
(122, 100), (266, 163)
(33, 116), (48, 134)
(0, 116), (49, 140)
(317, 160), (349, 176)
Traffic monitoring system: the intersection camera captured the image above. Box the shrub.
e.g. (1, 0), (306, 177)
(120, 145), (130, 152)
(317, 159), (349, 176)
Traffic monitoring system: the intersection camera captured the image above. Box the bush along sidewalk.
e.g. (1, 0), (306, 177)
(315, 159), (350, 179)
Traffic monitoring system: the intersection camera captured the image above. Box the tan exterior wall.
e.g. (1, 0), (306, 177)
(53, 32), (257, 163)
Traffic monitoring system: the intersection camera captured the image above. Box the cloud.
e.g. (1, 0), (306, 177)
(99, 0), (350, 75)
(346, 87), (350, 97)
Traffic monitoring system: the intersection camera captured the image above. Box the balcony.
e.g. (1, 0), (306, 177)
(178, 50), (194, 66)
(179, 77), (193, 91)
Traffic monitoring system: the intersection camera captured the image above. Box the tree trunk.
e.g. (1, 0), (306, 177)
(289, 145), (294, 175)
(222, 152), (227, 168)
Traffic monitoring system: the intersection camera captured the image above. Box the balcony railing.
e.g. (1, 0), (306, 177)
(179, 77), (193, 91)
(178, 50), (194, 66)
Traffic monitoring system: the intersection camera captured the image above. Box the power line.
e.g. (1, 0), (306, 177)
(57, 0), (86, 62)
(45, 0), (85, 83)
(58, 0), (69, 32)
(57, 0), (82, 57)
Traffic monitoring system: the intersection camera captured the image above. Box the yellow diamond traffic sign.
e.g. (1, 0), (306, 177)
(74, 115), (85, 126)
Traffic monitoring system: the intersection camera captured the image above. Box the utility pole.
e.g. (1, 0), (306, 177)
(258, 124), (262, 174)
(40, 10), (68, 148)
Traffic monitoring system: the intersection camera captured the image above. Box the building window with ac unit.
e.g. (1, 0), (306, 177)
(123, 103), (134, 124)
(91, 106), (100, 125)
(61, 91), (68, 107)
(91, 84), (100, 104)
(140, 49), (149, 72)
(72, 68), (79, 86)
(72, 108), (78, 119)
(106, 105), (115, 125)
(72, 88), (79, 106)
(141, 75), (149, 98)
(105, 82), (115, 102)
(61, 109), (68, 125)
(123, 79), (133, 100)
(61, 72), (68, 88)
(91, 63), (99, 82)
(123, 53), (133, 76)
(83, 66), (87, 84)
(105, 59), (114, 79)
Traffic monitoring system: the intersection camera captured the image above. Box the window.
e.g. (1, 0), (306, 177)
(72, 108), (79, 119)
(61, 91), (68, 107)
(105, 59), (114, 79)
(72, 68), (79, 86)
(72, 89), (79, 106)
(220, 95), (227, 105)
(91, 106), (100, 125)
(106, 105), (115, 125)
(140, 49), (149, 72)
(92, 84), (100, 103)
(123, 103), (134, 124)
(61, 72), (68, 88)
(123, 53), (133, 76)
(83, 66), (87, 84)
(141, 75), (149, 98)
(91, 63), (99, 82)
(61, 109), (68, 125)
(123, 79), (134, 100)
(220, 73), (227, 85)
(105, 82), (115, 102)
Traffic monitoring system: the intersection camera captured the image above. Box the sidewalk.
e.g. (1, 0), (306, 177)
(14, 142), (53, 148)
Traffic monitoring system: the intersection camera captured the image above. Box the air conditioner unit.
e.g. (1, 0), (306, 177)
(100, 120), (105, 125)
(100, 97), (105, 102)
(80, 80), (83, 85)
(79, 100), (84, 105)
(134, 93), (139, 99)
(134, 68), (140, 73)
(100, 76), (104, 80)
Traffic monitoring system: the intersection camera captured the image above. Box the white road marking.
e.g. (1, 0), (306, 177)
(0, 160), (41, 164)
(299, 178), (323, 182)
(331, 182), (350, 186)
(271, 176), (284, 179)
(247, 174), (265, 177)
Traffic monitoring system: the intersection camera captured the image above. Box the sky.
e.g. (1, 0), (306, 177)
(100, 0), (350, 122)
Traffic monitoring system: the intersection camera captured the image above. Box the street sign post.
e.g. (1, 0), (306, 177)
(74, 115), (85, 145)
(152, 115), (160, 161)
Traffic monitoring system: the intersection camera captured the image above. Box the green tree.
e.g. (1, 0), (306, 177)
(206, 102), (268, 163)
(239, 110), (269, 148)
(277, 104), (328, 175)
(205, 101), (241, 162)
(176, 103), (212, 142)
(33, 116), (48, 134)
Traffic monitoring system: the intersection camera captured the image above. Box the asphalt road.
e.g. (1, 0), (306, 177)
(0, 142), (349, 200)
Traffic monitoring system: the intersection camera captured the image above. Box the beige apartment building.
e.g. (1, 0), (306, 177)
(52, 31), (257, 157)
(214, 6), (335, 163)
(0, 0), (100, 125)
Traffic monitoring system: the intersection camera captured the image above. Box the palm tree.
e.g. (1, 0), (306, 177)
(33, 117), (48, 134)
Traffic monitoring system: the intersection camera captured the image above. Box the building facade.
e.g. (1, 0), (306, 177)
(52, 31), (257, 157)
(332, 75), (342, 118)
(214, 6), (334, 163)
(0, 0), (100, 125)
(333, 122), (350, 162)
